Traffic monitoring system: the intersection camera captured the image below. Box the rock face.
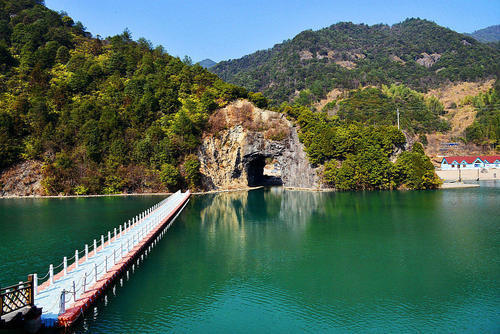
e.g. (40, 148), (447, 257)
(198, 100), (321, 190)
(415, 52), (441, 68)
(0, 160), (44, 196)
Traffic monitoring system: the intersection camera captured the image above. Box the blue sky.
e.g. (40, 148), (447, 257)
(44, 0), (499, 62)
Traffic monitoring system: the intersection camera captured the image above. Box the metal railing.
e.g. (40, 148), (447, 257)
(2, 190), (189, 318)
(0, 275), (34, 317)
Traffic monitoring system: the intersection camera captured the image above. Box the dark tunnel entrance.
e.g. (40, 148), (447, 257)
(246, 155), (283, 187)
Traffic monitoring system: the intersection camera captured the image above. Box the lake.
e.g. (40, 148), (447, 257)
(0, 183), (499, 333)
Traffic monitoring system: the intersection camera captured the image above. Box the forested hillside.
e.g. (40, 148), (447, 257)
(468, 25), (500, 43)
(0, 1), (445, 194)
(321, 84), (449, 135)
(464, 79), (500, 147)
(279, 104), (441, 190)
(0, 0), (256, 194)
(212, 19), (500, 104)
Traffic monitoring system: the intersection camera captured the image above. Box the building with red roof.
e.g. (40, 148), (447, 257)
(441, 156), (500, 169)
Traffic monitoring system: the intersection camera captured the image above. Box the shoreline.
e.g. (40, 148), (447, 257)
(284, 186), (335, 192)
(3, 180), (496, 199)
(0, 186), (265, 199)
(440, 182), (480, 189)
(436, 168), (499, 182)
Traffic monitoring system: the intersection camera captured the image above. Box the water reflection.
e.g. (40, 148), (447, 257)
(2, 187), (498, 333)
(199, 187), (328, 228)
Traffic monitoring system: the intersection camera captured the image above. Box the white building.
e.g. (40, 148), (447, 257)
(440, 156), (500, 170)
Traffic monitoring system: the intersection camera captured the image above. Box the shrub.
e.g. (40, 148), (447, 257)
(395, 143), (441, 189)
(159, 163), (180, 190)
(74, 185), (89, 195)
(182, 154), (201, 190)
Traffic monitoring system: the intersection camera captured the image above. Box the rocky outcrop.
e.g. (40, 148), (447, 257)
(299, 50), (314, 60)
(415, 52), (441, 68)
(0, 160), (44, 196)
(198, 100), (321, 190)
(335, 60), (356, 69)
(390, 55), (406, 64)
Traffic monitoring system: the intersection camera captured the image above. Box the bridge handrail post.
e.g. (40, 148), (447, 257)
(114, 228), (117, 239)
(113, 249), (116, 265)
(59, 290), (65, 314)
(63, 256), (67, 276)
(119, 225), (122, 237)
(33, 273), (38, 297)
(72, 281), (76, 302)
(108, 231), (111, 243)
(85, 244), (88, 261)
(28, 274), (34, 306)
(0, 284), (3, 317)
(75, 250), (79, 269)
(101, 235), (105, 249)
(49, 264), (54, 285)
(105, 256), (108, 272)
(93, 239), (97, 254)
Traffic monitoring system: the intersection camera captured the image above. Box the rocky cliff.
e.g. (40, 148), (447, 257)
(0, 100), (321, 196)
(0, 160), (44, 196)
(198, 100), (321, 190)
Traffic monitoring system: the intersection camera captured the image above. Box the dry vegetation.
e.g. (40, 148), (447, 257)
(207, 100), (290, 141)
(313, 88), (345, 111)
(424, 79), (495, 160)
(310, 80), (495, 166)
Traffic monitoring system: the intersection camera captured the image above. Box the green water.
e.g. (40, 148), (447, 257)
(0, 184), (499, 333)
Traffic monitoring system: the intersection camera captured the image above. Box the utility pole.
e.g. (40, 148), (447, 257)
(397, 108), (400, 130)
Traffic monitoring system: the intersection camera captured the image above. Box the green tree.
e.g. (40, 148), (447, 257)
(183, 154), (201, 189)
(55, 45), (70, 64)
(159, 163), (180, 190)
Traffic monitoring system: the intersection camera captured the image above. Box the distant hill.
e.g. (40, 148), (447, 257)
(468, 25), (500, 43)
(211, 19), (500, 104)
(198, 59), (217, 68)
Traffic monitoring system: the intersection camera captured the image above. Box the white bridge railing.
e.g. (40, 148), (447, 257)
(33, 191), (189, 318)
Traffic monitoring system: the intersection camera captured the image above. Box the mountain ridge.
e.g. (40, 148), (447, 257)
(467, 24), (500, 43)
(198, 58), (217, 68)
(211, 19), (500, 104)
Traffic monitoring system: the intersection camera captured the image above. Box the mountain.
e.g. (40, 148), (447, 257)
(198, 58), (217, 68)
(468, 25), (500, 43)
(0, 2), (454, 194)
(211, 19), (500, 104)
(0, 0), (249, 195)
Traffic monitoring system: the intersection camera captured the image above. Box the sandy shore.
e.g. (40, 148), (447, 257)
(436, 168), (500, 182)
(440, 183), (480, 189)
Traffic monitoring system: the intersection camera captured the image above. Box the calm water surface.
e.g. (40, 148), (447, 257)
(0, 183), (499, 333)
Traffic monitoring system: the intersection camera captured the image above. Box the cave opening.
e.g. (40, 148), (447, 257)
(246, 155), (283, 187)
